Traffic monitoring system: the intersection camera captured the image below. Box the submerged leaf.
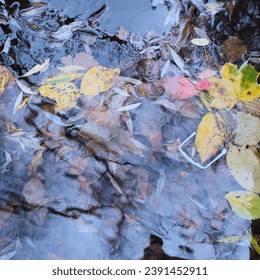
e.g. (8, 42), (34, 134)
(227, 145), (260, 192)
(195, 112), (226, 163)
(41, 72), (84, 85)
(162, 76), (197, 100)
(217, 236), (245, 243)
(80, 66), (120, 96)
(226, 191), (260, 220)
(20, 58), (50, 78)
(38, 82), (80, 111)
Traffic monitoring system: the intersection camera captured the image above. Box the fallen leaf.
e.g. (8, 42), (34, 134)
(208, 76), (239, 109)
(16, 79), (36, 95)
(168, 46), (190, 76)
(246, 232), (260, 255)
(13, 97), (28, 115)
(56, 65), (86, 73)
(208, 63), (260, 109)
(226, 191), (260, 220)
(195, 80), (213, 91)
(116, 102), (142, 112)
(227, 145), (260, 192)
(61, 52), (99, 70)
(217, 236), (245, 243)
(41, 72), (84, 85)
(22, 178), (45, 205)
(162, 76), (197, 100)
(0, 66), (10, 96)
(191, 38), (210, 46)
(80, 66), (120, 96)
(233, 112), (260, 146)
(198, 69), (217, 80)
(195, 112), (226, 163)
(38, 82), (80, 111)
(20, 58), (50, 78)
(88, 106), (113, 125)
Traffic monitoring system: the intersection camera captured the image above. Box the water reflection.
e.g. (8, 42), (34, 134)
(0, 0), (255, 260)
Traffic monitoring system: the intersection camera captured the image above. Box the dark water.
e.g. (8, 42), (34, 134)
(0, 0), (259, 260)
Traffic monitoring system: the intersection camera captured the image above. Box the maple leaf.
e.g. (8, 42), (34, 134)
(206, 63), (260, 109)
(80, 66), (120, 96)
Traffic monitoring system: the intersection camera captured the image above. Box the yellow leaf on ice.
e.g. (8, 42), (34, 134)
(80, 66), (120, 96)
(227, 145), (260, 192)
(195, 112), (226, 163)
(38, 82), (80, 112)
(208, 77), (239, 109)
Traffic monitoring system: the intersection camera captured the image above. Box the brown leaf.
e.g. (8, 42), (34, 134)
(22, 178), (45, 205)
(67, 156), (89, 176)
(61, 52), (99, 70)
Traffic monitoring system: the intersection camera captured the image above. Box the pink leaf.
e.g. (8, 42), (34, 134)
(195, 80), (213, 91)
(198, 69), (217, 80)
(162, 76), (197, 100)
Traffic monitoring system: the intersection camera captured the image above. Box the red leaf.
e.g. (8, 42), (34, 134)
(195, 79), (213, 91)
(162, 76), (197, 100)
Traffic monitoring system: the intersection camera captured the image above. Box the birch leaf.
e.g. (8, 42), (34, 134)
(38, 82), (80, 111)
(227, 145), (260, 192)
(80, 66), (120, 96)
(195, 112), (226, 163)
(20, 58), (50, 77)
(226, 191), (260, 220)
(233, 112), (260, 146)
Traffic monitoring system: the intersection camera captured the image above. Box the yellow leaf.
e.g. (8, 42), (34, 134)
(217, 235), (245, 243)
(38, 82), (80, 112)
(195, 112), (226, 163)
(80, 66), (120, 96)
(238, 84), (260, 102)
(220, 63), (238, 79)
(0, 66), (10, 96)
(208, 77), (239, 109)
(227, 145), (260, 192)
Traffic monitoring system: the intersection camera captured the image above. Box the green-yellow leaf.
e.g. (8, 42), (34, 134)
(38, 82), (80, 112)
(41, 72), (84, 85)
(233, 112), (260, 146)
(217, 235), (245, 243)
(195, 112), (226, 163)
(80, 66), (120, 96)
(226, 191), (260, 220)
(227, 145), (260, 192)
(246, 232), (260, 255)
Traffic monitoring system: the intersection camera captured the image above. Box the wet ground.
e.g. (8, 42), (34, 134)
(0, 0), (259, 260)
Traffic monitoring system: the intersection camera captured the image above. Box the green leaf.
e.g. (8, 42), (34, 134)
(227, 145), (260, 192)
(246, 232), (260, 255)
(41, 72), (84, 85)
(226, 191), (260, 220)
(239, 64), (260, 89)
